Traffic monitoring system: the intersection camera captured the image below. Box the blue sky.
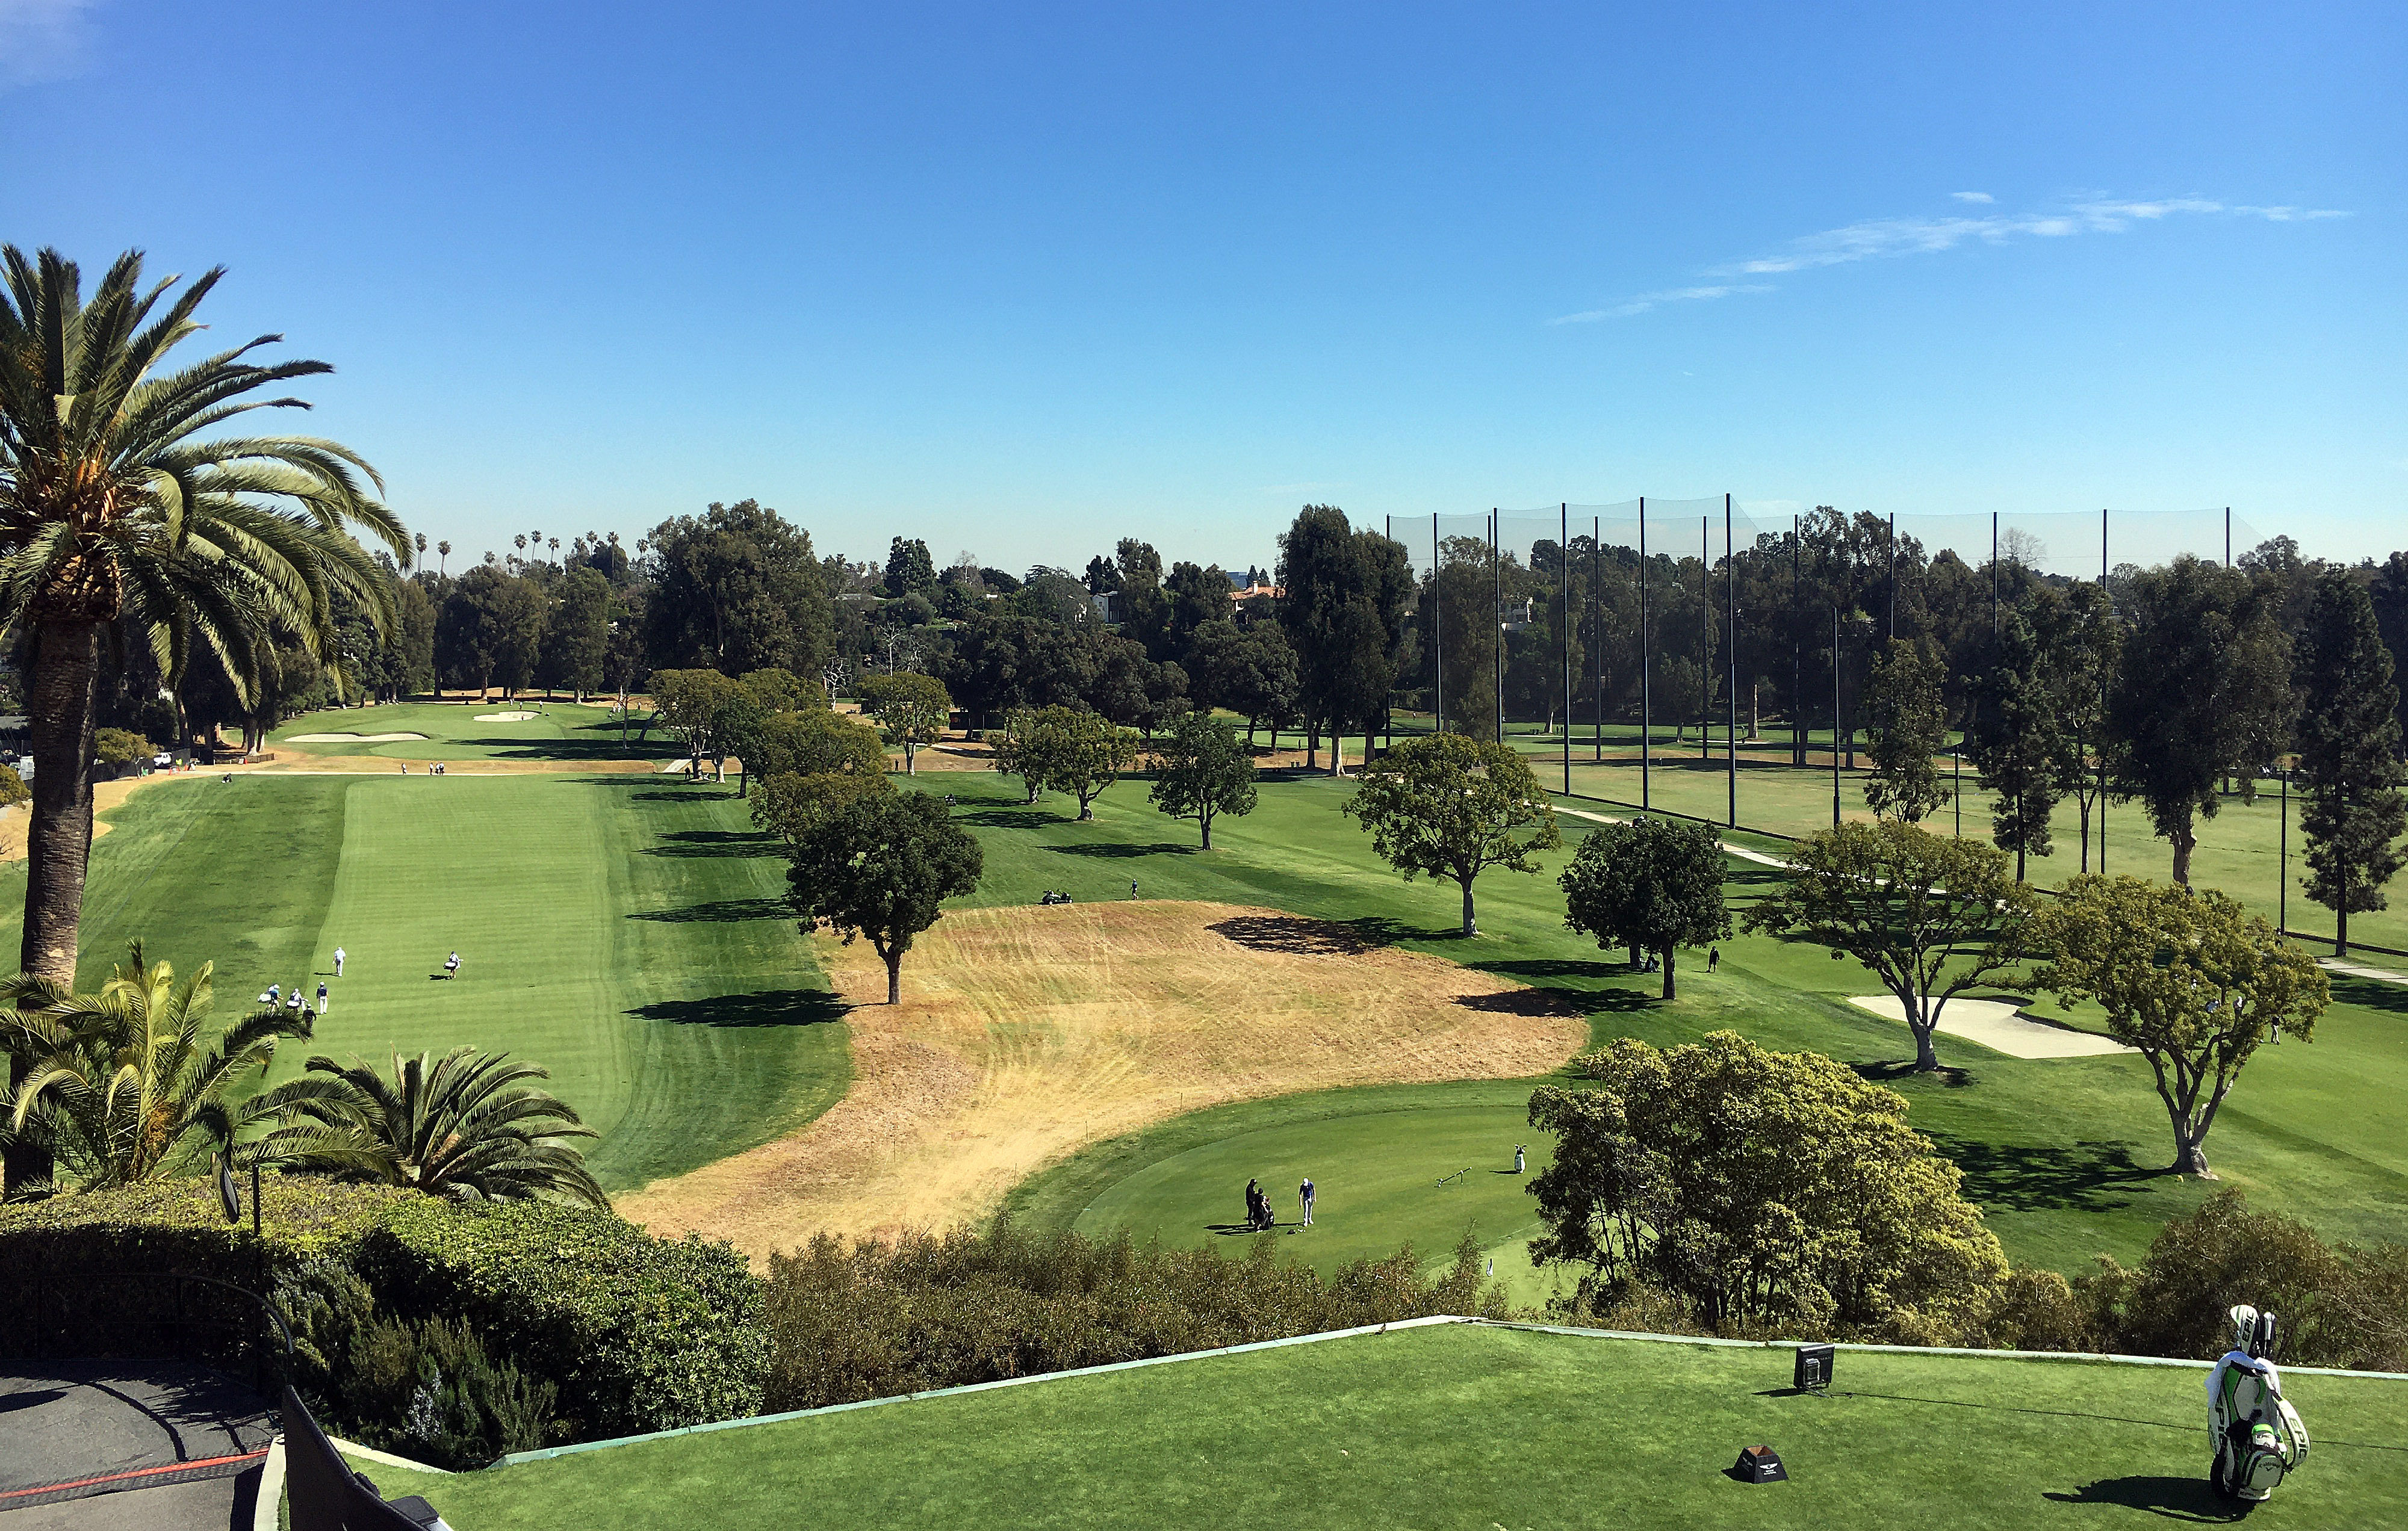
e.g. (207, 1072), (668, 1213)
(5, 1), (2401, 574)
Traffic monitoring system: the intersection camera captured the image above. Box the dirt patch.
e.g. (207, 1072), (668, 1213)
(616, 900), (1586, 1261)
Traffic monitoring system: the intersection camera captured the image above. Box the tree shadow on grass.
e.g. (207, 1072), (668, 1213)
(629, 989), (847, 1028)
(2329, 974), (2408, 1016)
(1923, 1134), (2161, 1214)
(626, 787), (737, 803)
(628, 897), (790, 924)
(641, 829), (781, 858)
(2041, 1476), (2244, 1522)
(1210, 914), (1395, 956)
(1453, 988), (1590, 1018)
(955, 806), (1050, 829)
(1046, 841), (1197, 859)
(1854, 1059), (1979, 1089)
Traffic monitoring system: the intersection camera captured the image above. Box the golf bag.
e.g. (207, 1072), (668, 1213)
(2208, 1307), (2309, 1503)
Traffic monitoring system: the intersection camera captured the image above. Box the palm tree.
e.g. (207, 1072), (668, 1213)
(252, 1047), (606, 1208)
(0, 942), (310, 1194)
(437, 539), (450, 575)
(0, 249), (406, 995)
(414, 531), (427, 566)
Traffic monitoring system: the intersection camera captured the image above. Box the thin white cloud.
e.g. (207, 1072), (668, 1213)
(0, 0), (101, 90)
(1551, 283), (1773, 324)
(1557, 193), (2349, 321)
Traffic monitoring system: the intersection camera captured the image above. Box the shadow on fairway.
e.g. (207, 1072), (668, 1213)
(1202, 1220), (1286, 1236)
(1855, 1059), (1978, 1088)
(629, 896), (792, 924)
(630, 988), (846, 1028)
(956, 806), (1050, 827)
(1211, 913), (1403, 956)
(1047, 841), (1197, 859)
(626, 787), (739, 803)
(1931, 1136), (2161, 1213)
(2042, 1475), (2244, 1521)
(2328, 973), (2408, 1016)
(643, 829), (781, 858)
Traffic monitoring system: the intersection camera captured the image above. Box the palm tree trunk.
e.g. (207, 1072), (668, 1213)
(22, 621), (101, 986)
(11, 620), (103, 1195)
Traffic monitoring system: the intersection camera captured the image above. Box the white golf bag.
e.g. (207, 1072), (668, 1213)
(2208, 1306), (2309, 1503)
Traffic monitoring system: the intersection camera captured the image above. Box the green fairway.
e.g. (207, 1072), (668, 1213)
(267, 699), (681, 763)
(347, 1322), (2408, 1530)
(0, 774), (842, 1189)
(948, 768), (2408, 1274)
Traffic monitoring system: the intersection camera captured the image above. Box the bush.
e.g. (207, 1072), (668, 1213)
(0, 764), (27, 808)
(93, 726), (151, 767)
(0, 1175), (763, 1456)
(1528, 1033), (2008, 1339)
(763, 1217), (1505, 1412)
(2081, 1189), (2408, 1370)
(356, 1197), (765, 1441)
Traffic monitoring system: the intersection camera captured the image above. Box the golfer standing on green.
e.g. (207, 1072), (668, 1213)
(1298, 1177), (1315, 1227)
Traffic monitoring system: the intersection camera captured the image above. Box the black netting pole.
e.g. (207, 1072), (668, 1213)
(1887, 513), (1896, 640)
(1793, 515), (1804, 769)
(1639, 500), (1651, 810)
(1593, 516), (1603, 764)
(1727, 494), (1737, 828)
(1492, 508), (1503, 743)
(1562, 503), (1572, 794)
(2100, 506), (2109, 875)
(1701, 514), (1711, 761)
(1432, 515), (1442, 734)
(1831, 604), (1843, 827)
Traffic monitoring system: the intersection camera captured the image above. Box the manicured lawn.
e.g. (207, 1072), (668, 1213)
(0, 774), (841, 1190)
(952, 768), (2408, 1274)
(267, 699), (680, 763)
(349, 1322), (2408, 1530)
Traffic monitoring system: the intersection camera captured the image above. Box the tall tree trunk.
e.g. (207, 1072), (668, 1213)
(885, 947), (903, 1005)
(1199, 810), (1213, 850)
(1460, 880), (1477, 936)
(2171, 826), (2197, 886)
(2338, 902), (2349, 959)
(13, 621), (103, 1193)
(1913, 1019), (1940, 1071)
(1329, 734), (1344, 778)
(1659, 946), (1676, 1000)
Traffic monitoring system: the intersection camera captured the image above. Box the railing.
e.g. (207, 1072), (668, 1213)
(1, 1269), (295, 1394)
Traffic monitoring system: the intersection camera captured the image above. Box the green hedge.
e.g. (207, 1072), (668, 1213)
(358, 1198), (764, 1440)
(0, 1175), (763, 1454)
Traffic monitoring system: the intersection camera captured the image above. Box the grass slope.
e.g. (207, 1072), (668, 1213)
(0, 775), (841, 1190)
(949, 769), (2408, 1276)
(351, 1323), (2408, 1530)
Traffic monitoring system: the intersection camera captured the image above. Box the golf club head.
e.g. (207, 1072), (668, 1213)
(2251, 1311), (2277, 1360)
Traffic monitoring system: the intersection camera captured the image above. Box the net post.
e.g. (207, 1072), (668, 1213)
(1727, 494), (1737, 829)
(1563, 503), (1572, 795)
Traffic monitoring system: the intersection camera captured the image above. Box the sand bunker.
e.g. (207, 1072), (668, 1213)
(284, 732), (429, 742)
(1848, 995), (2137, 1059)
(618, 901), (1587, 1260)
(474, 711), (540, 722)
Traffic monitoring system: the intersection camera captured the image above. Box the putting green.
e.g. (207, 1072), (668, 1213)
(355, 1322), (2408, 1530)
(1066, 1100), (1567, 1307)
(0, 773), (842, 1190)
(265, 700), (678, 764)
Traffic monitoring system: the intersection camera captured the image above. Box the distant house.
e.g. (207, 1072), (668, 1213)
(1090, 591), (1120, 623)
(1226, 571), (1280, 603)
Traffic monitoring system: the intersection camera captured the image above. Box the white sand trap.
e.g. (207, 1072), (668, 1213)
(475, 710), (540, 722)
(285, 732), (430, 742)
(1848, 995), (2137, 1059)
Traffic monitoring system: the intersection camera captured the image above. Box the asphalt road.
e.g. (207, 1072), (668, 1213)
(0, 1361), (275, 1529)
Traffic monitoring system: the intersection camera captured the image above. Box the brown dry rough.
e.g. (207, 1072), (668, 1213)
(618, 900), (1585, 1261)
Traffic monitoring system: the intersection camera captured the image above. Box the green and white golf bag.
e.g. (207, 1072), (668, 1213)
(2208, 1306), (2309, 1503)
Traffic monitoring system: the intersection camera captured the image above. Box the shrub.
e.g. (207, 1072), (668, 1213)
(763, 1217), (1505, 1412)
(2082, 1188), (2408, 1370)
(0, 764), (27, 808)
(0, 1174), (764, 1452)
(341, 1314), (559, 1469)
(1528, 1032), (2008, 1339)
(356, 1197), (765, 1440)
(93, 726), (151, 767)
